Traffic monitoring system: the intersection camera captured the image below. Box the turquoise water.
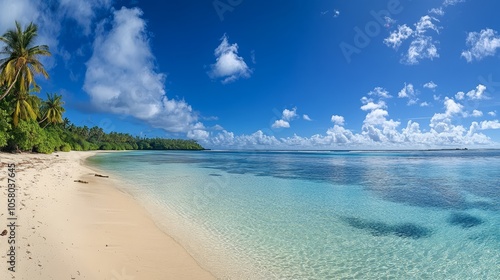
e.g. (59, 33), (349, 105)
(87, 150), (500, 279)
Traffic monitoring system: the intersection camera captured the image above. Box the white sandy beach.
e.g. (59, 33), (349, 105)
(0, 151), (215, 279)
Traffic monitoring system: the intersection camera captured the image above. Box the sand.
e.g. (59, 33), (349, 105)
(0, 151), (215, 280)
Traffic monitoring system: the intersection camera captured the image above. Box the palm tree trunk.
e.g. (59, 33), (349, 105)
(38, 115), (47, 124)
(0, 68), (21, 101)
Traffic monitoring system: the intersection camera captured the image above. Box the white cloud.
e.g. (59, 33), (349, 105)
(466, 84), (487, 100)
(272, 108), (298, 129)
(208, 130), (281, 149)
(443, 0), (465, 7)
(384, 15), (441, 65)
(331, 115), (345, 126)
(368, 87), (392, 98)
(303, 114), (312, 121)
(423, 81), (438, 90)
(415, 15), (440, 35)
(361, 101), (386, 111)
(455, 91), (465, 100)
(479, 120), (500, 130)
(398, 83), (419, 105)
(488, 111), (497, 117)
(471, 110), (483, 117)
(272, 119), (290, 129)
(208, 34), (252, 84)
(333, 10), (340, 18)
(444, 97), (464, 115)
(403, 35), (439, 65)
(429, 97), (464, 132)
(58, 0), (112, 35)
(213, 124), (224, 130)
(187, 129), (210, 141)
(398, 83), (413, 98)
(84, 7), (202, 135)
(429, 8), (445, 16)
(383, 24), (413, 49)
(282, 108), (298, 121)
(420, 102), (430, 107)
(461, 29), (500, 62)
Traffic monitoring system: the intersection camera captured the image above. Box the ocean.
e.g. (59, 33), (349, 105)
(87, 150), (500, 279)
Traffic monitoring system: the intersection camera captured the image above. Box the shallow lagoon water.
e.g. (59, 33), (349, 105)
(88, 150), (500, 279)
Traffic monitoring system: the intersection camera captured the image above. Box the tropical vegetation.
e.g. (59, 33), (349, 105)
(0, 21), (204, 153)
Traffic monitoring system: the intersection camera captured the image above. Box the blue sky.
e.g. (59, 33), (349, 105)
(1, 0), (500, 149)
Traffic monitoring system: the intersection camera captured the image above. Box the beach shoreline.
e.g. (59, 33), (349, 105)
(0, 151), (215, 279)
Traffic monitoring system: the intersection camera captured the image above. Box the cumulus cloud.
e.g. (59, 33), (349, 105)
(384, 15), (441, 65)
(383, 25), (413, 49)
(480, 120), (500, 130)
(209, 130), (281, 149)
(208, 34), (252, 84)
(282, 107), (298, 121)
(272, 108), (298, 129)
(368, 87), (392, 98)
(187, 129), (210, 141)
(331, 115), (345, 126)
(488, 111), (497, 117)
(404, 35), (439, 65)
(84, 7), (202, 135)
(466, 84), (487, 100)
(272, 120), (290, 129)
(415, 15), (440, 35)
(398, 83), (419, 105)
(471, 110), (483, 117)
(361, 100), (386, 111)
(423, 81), (438, 90)
(461, 29), (500, 62)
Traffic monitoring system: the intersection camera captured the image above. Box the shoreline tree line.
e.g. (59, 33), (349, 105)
(0, 21), (204, 153)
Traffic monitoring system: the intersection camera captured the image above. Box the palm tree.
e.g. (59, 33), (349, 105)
(0, 21), (51, 101)
(39, 93), (65, 127)
(61, 117), (71, 129)
(11, 88), (40, 126)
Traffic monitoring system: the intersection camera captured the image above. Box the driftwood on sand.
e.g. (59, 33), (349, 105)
(94, 174), (109, 178)
(74, 180), (88, 184)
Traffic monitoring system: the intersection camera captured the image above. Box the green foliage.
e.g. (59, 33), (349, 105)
(60, 143), (71, 152)
(0, 109), (11, 147)
(99, 143), (113, 150)
(40, 92), (65, 126)
(35, 128), (64, 153)
(10, 120), (43, 151)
